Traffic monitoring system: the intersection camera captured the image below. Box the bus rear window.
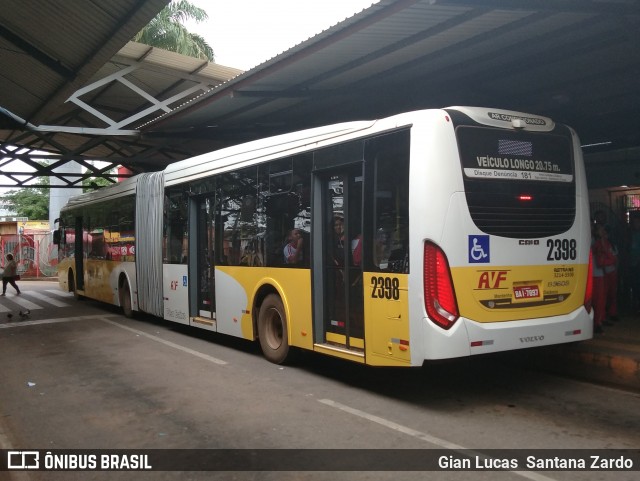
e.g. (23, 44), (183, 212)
(457, 127), (573, 183)
(455, 126), (576, 239)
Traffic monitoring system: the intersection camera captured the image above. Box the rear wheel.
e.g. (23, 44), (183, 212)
(119, 279), (133, 318)
(257, 294), (290, 364)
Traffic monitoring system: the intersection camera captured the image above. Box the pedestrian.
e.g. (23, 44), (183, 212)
(593, 223), (618, 324)
(591, 224), (606, 334)
(1, 253), (21, 296)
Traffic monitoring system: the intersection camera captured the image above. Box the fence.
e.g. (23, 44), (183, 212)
(0, 233), (58, 278)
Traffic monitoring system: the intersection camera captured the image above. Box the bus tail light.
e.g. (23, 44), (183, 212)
(584, 249), (593, 313)
(424, 242), (459, 330)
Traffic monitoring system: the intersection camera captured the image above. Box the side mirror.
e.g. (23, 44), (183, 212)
(52, 230), (61, 245)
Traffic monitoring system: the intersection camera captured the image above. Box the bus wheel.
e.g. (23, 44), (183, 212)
(258, 294), (290, 364)
(119, 279), (133, 318)
(69, 271), (83, 300)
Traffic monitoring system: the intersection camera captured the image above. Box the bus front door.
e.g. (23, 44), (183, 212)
(316, 168), (364, 352)
(193, 195), (216, 328)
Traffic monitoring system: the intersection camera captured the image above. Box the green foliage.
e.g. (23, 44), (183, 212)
(133, 0), (215, 61)
(0, 171), (117, 219)
(0, 179), (49, 220)
(82, 176), (114, 192)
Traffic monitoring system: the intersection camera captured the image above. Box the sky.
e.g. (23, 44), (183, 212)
(184, 0), (379, 70)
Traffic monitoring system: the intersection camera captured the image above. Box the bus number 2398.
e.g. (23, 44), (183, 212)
(546, 238), (577, 261)
(371, 276), (401, 300)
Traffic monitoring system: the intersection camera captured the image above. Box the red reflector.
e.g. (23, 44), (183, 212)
(471, 340), (494, 347)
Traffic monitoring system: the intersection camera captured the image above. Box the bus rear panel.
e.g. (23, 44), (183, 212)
(411, 107), (592, 362)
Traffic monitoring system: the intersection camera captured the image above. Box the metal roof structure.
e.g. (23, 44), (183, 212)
(0, 0), (168, 187)
(145, 0), (640, 153)
(2, 0), (640, 189)
(0, 40), (243, 187)
(0, 0), (168, 125)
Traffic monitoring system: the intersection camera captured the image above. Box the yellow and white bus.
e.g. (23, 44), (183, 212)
(55, 107), (593, 366)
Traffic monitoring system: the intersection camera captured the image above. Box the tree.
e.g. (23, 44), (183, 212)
(82, 172), (116, 192)
(133, 0), (214, 61)
(0, 179), (49, 220)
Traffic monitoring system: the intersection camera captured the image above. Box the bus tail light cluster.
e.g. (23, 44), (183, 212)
(584, 249), (593, 313)
(424, 242), (459, 330)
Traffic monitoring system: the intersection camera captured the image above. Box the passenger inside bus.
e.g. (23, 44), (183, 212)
(283, 229), (304, 264)
(331, 215), (345, 267)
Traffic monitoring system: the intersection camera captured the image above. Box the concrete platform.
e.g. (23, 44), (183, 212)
(513, 311), (640, 393)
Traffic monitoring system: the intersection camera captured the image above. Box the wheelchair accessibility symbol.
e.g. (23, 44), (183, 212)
(469, 235), (490, 263)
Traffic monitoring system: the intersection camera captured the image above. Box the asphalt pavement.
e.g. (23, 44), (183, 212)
(11, 277), (640, 393)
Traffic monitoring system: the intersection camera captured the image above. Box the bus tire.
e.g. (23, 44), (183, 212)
(257, 294), (290, 364)
(69, 271), (83, 300)
(119, 279), (134, 318)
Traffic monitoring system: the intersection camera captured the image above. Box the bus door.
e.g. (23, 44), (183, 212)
(75, 216), (84, 291)
(315, 166), (364, 351)
(192, 195), (216, 327)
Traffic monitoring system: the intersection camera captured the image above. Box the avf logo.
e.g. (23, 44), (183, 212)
(477, 271), (508, 289)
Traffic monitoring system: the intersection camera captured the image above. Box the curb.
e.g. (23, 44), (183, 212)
(537, 343), (640, 392)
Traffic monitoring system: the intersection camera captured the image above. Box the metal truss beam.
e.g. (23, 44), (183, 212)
(0, 42), (238, 190)
(0, 144), (137, 189)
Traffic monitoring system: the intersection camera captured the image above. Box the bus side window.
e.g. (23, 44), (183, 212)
(259, 154), (312, 268)
(368, 130), (410, 273)
(63, 215), (75, 258)
(217, 167), (258, 266)
(164, 189), (188, 264)
(87, 202), (106, 259)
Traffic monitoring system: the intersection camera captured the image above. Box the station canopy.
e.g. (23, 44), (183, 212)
(1, 0), (639, 188)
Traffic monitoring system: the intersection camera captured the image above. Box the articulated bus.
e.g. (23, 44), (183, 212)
(54, 107), (593, 366)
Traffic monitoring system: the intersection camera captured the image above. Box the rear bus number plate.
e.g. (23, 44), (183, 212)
(546, 238), (577, 261)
